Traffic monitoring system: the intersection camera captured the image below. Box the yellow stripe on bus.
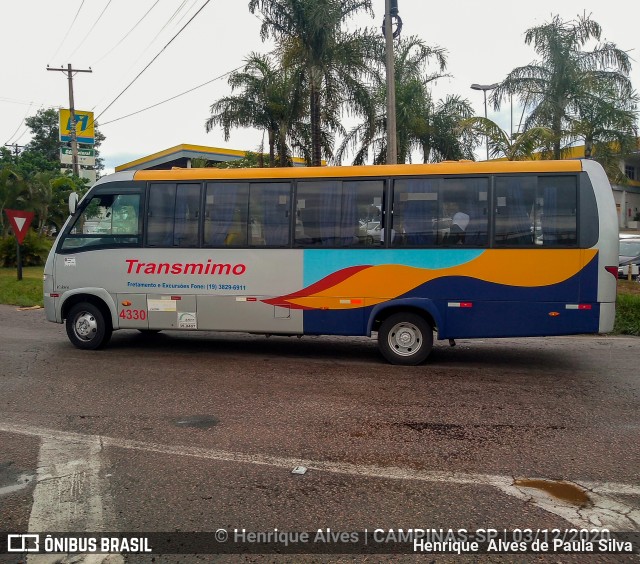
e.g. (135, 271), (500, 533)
(134, 160), (583, 182)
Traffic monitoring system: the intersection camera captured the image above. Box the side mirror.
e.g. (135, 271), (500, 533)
(69, 192), (79, 215)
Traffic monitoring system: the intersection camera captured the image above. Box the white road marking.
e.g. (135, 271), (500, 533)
(28, 435), (108, 532)
(1, 421), (639, 532)
(6, 429), (124, 564)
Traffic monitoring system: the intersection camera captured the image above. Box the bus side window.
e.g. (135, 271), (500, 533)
(174, 184), (200, 247)
(294, 180), (383, 248)
(439, 178), (489, 246)
(494, 177), (535, 246)
(147, 183), (176, 247)
(391, 178), (439, 247)
(147, 183), (200, 247)
(249, 182), (291, 247)
(539, 176), (577, 246)
(204, 182), (249, 247)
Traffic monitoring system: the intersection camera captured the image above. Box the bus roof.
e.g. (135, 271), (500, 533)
(133, 160), (583, 182)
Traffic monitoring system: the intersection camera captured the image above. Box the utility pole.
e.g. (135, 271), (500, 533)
(4, 143), (25, 158)
(47, 64), (92, 177)
(384, 0), (401, 165)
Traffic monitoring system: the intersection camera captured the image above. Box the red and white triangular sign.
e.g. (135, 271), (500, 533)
(5, 209), (35, 245)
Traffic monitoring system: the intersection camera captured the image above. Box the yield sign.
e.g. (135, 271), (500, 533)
(5, 209), (35, 245)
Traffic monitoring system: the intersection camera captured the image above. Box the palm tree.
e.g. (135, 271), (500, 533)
(492, 13), (634, 159)
(567, 81), (639, 181)
(424, 95), (477, 163)
(336, 36), (475, 164)
(459, 117), (555, 161)
(249, 0), (377, 166)
(206, 53), (302, 167)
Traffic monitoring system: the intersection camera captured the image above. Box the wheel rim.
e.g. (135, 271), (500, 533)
(387, 321), (422, 357)
(73, 311), (98, 341)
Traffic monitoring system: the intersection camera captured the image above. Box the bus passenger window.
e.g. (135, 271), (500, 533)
(204, 183), (249, 247)
(295, 180), (383, 247)
(147, 184), (176, 246)
(174, 184), (200, 247)
(439, 178), (488, 246)
(539, 176), (577, 245)
(494, 177), (536, 246)
(391, 178), (440, 247)
(249, 182), (291, 246)
(147, 183), (200, 247)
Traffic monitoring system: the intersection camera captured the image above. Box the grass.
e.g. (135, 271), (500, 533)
(0, 266), (44, 308)
(1, 265), (639, 335)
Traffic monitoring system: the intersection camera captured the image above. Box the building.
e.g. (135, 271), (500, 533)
(115, 144), (309, 172)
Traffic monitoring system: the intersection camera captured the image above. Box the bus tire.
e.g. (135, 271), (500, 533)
(378, 312), (433, 365)
(66, 302), (112, 350)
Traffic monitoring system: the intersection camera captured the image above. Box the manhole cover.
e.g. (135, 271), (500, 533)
(173, 415), (219, 429)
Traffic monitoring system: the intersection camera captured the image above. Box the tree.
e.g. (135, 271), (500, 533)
(336, 36), (475, 164)
(492, 13), (635, 159)
(206, 53), (302, 167)
(249, 0), (377, 166)
(459, 117), (555, 161)
(567, 81), (639, 182)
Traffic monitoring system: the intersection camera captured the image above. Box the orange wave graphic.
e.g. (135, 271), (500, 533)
(265, 249), (597, 310)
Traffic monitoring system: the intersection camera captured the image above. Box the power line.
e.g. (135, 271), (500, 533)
(50, 0), (85, 63)
(99, 66), (242, 126)
(4, 102), (33, 145)
(67, 0), (113, 60)
(122, 0), (191, 76)
(91, 0), (161, 66)
(94, 0), (212, 123)
(89, 1), (192, 113)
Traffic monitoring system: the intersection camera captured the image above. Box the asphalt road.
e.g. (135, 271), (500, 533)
(0, 304), (639, 562)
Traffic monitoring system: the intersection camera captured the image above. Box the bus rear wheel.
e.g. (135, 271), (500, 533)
(378, 312), (433, 365)
(66, 302), (112, 350)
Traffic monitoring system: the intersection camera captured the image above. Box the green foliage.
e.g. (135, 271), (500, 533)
(613, 294), (640, 336)
(213, 152), (264, 168)
(0, 231), (52, 267)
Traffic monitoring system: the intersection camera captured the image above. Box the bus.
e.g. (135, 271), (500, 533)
(43, 159), (618, 365)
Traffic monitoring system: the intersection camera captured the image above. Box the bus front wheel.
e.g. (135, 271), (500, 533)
(378, 312), (433, 365)
(66, 302), (112, 350)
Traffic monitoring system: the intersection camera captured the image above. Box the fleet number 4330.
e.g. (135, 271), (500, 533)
(119, 309), (147, 320)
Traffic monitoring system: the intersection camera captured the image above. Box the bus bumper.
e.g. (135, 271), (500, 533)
(599, 302), (615, 333)
(44, 294), (60, 323)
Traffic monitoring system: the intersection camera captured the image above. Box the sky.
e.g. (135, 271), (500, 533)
(1, 0), (638, 174)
